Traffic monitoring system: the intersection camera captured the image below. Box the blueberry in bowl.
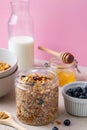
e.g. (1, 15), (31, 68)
(66, 86), (87, 99)
(62, 81), (87, 116)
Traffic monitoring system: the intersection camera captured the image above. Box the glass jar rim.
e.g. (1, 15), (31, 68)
(49, 57), (77, 69)
(15, 67), (58, 86)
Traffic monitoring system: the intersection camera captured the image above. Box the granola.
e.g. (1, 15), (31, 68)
(0, 112), (9, 119)
(15, 70), (58, 125)
(0, 62), (11, 72)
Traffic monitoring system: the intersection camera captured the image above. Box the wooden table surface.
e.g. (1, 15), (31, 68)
(0, 66), (87, 130)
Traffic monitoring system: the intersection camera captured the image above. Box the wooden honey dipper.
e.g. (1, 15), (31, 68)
(38, 46), (74, 64)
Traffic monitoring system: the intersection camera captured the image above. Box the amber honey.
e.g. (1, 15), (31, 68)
(49, 57), (76, 87)
(57, 70), (76, 86)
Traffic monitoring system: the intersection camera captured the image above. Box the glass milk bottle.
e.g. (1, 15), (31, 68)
(8, 0), (34, 70)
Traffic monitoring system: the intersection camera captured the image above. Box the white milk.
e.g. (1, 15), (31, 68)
(8, 36), (34, 70)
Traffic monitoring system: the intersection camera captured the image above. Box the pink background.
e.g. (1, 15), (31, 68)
(0, 0), (87, 66)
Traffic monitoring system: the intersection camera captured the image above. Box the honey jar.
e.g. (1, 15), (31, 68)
(49, 57), (77, 87)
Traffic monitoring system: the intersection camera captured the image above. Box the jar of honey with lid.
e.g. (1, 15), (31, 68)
(49, 57), (78, 87)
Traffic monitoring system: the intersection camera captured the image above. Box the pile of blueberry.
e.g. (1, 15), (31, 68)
(66, 85), (87, 99)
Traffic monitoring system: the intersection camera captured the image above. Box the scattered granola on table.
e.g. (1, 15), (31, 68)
(56, 120), (61, 125)
(0, 62), (11, 72)
(15, 68), (58, 125)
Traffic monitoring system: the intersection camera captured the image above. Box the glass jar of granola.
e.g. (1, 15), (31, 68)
(15, 67), (58, 125)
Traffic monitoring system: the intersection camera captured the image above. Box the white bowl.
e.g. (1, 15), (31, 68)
(0, 66), (18, 97)
(62, 81), (87, 117)
(0, 48), (17, 78)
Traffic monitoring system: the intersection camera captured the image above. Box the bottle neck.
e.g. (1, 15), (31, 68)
(11, 1), (30, 15)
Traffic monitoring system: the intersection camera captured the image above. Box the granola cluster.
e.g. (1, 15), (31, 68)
(16, 72), (58, 125)
(0, 112), (9, 119)
(0, 62), (11, 72)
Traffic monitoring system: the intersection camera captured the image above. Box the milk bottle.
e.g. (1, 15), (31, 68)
(8, 0), (34, 70)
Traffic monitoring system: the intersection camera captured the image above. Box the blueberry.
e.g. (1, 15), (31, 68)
(64, 119), (71, 126)
(67, 88), (73, 93)
(73, 91), (81, 98)
(84, 93), (87, 98)
(72, 87), (77, 93)
(76, 87), (83, 92)
(85, 85), (87, 90)
(66, 91), (72, 97)
(52, 126), (59, 130)
(37, 98), (44, 105)
(79, 95), (85, 99)
(66, 86), (87, 99)
(82, 88), (86, 95)
(81, 93), (87, 99)
(78, 92), (83, 97)
(66, 88), (73, 97)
